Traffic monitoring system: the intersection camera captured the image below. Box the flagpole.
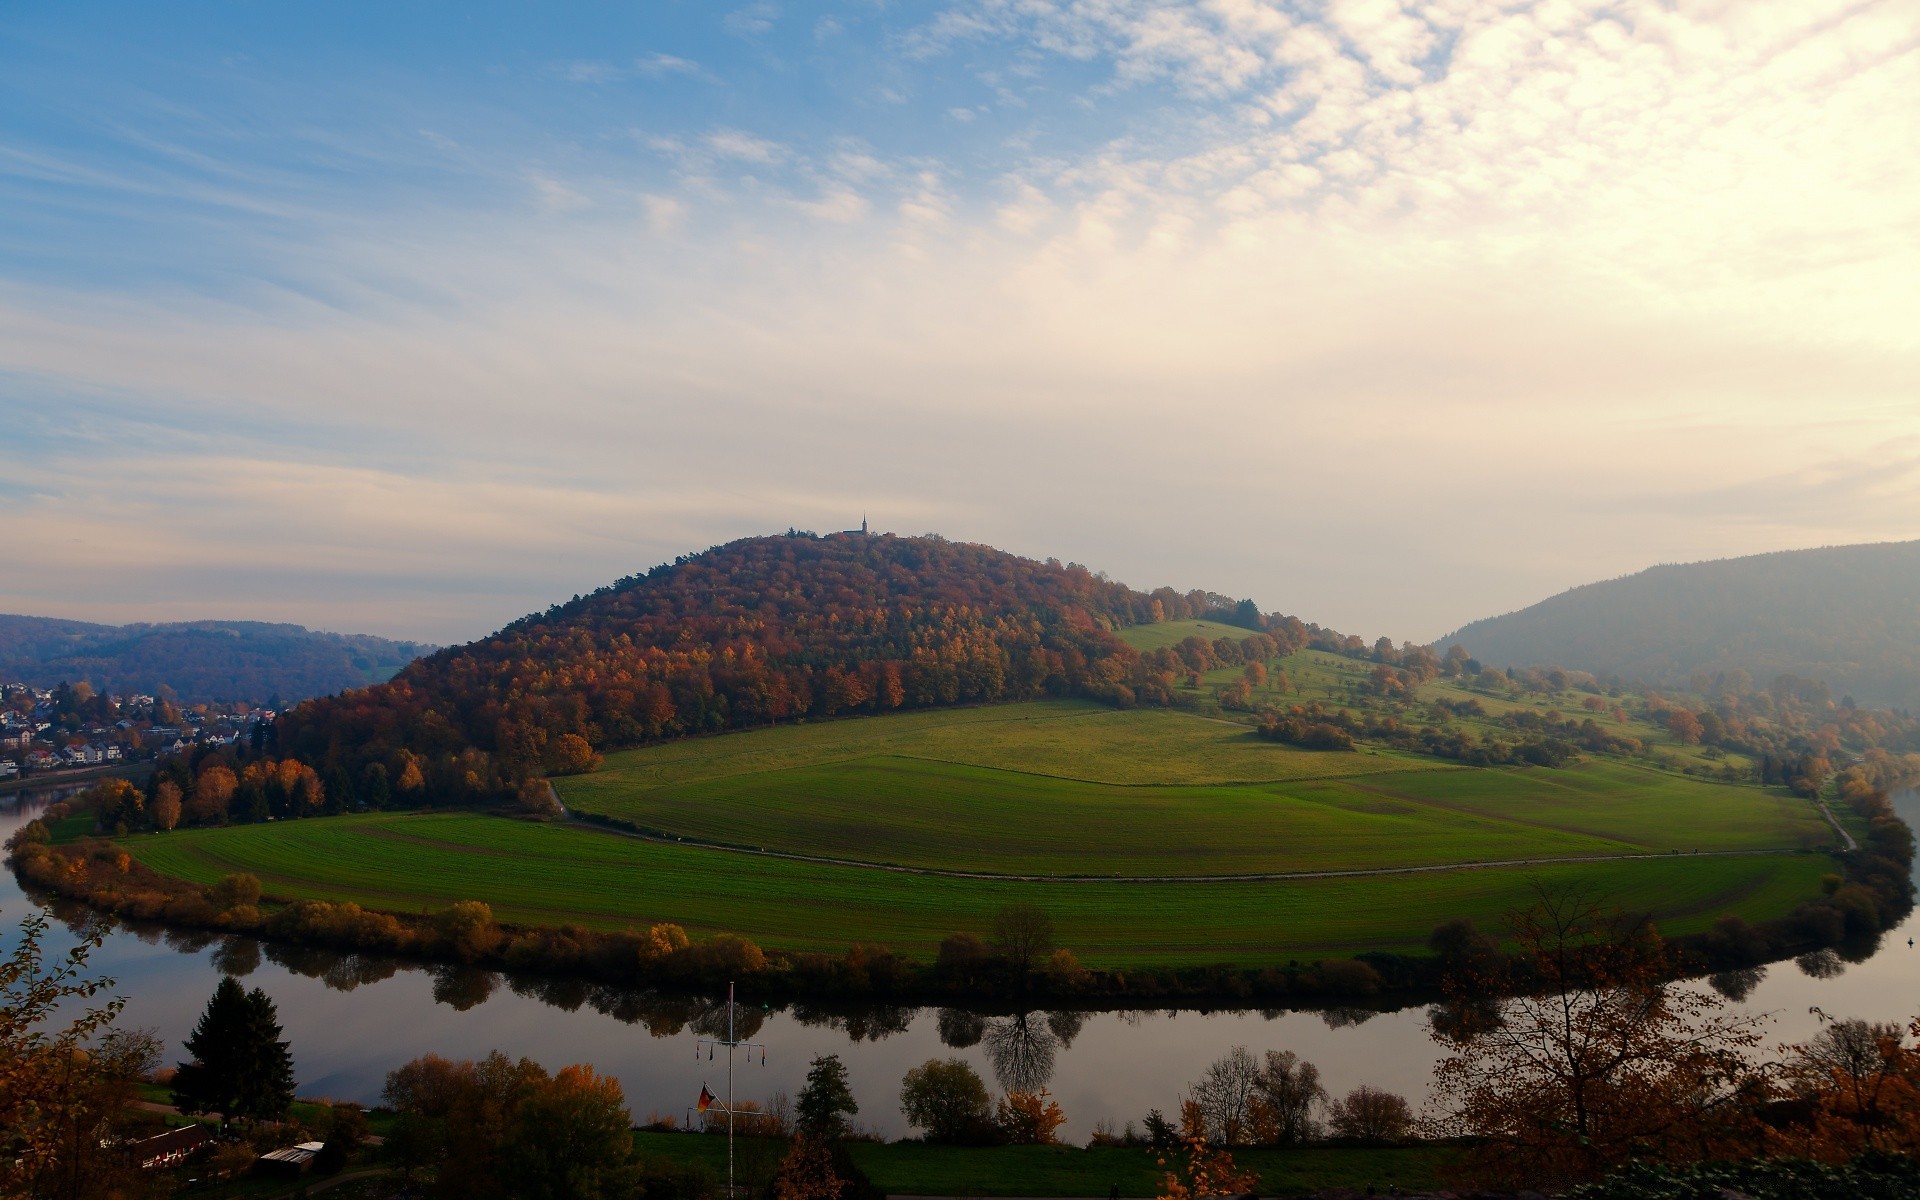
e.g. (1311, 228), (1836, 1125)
(694, 980), (766, 1199)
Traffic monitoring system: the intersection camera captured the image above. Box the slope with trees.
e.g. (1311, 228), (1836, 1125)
(276, 532), (1307, 804)
(1441, 541), (1920, 710)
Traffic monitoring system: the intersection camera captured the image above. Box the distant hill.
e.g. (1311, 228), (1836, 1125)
(1442, 541), (1920, 710)
(0, 615), (434, 705)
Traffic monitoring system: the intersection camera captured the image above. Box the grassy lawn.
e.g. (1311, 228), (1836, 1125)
(125, 813), (1837, 966)
(630, 1131), (1455, 1196)
(566, 701), (1428, 794)
(559, 752), (1826, 878)
(1113, 619), (1275, 653)
(558, 690), (1827, 879)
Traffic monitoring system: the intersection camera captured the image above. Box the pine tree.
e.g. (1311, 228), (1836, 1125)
(795, 1054), (858, 1140)
(172, 977), (294, 1126)
(238, 985), (296, 1120)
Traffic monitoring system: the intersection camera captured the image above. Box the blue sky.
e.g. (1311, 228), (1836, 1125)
(4, 1), (1917, 643)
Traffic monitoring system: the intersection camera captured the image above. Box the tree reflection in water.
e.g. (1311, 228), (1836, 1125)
(983, 1011), (1059, 1092)
(936, 1008), (987, 1048)
(212, 936), (262, 978)
(1708, 966), (1767, 1002)
(1319, 1007), (1378, 1030)
(1796, 948), (1845, 979)
(431, 965), (498, 1011)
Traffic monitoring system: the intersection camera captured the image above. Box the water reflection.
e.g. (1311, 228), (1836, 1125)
(984, 1011), (1058, 1091)
(1708, 966), (1767, 1002)
(212, 936), (262, 977)
(936, 1008), (986, 1047)
(1796, 948), (1845, 978)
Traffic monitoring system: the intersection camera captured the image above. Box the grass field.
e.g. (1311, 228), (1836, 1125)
(109, 621), (1852, 969)
(124, 812), (1836, 966)
(558, 699), (1828, 878)
(566, 701), (1428, 792)
(631, 1131), (1456, 1196)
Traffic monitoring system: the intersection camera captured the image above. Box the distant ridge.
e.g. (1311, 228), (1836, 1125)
(1442, 540), (1920, 709)
(0, 614), (435, 705)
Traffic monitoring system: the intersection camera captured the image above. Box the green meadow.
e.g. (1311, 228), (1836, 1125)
(115, 622), (1850, 969)
(126, 811), (1834, 967)
(557, 700), (1827, 877)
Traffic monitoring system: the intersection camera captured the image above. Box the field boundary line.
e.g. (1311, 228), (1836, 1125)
(564, 812), (1812, 885)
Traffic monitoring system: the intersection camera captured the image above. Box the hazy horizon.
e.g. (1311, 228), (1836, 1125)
(6, 1), (1916, 645)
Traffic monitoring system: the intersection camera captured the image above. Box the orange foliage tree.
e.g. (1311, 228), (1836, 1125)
(1425, 885), (1771, 1188)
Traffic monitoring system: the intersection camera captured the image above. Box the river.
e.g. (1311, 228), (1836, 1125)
(4, 787), (1916, 1140)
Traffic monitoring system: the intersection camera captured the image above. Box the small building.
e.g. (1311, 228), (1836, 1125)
(132, 1124), (214, 1170)
(255, 1141), (325, 1177)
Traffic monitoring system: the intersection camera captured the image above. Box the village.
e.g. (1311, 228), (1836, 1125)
(0, 680), (272, 784)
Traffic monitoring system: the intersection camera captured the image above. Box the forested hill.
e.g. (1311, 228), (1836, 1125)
(1442, 541), (1920, 710)
(278, 531), (1313, 790)
(0, 615), (433, 705)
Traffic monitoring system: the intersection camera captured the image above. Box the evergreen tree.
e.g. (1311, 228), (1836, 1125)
(172, 978), (295, 1125)
(324, 765), (355, 814)
(795, 1054), (858, 1141)
(362, 762), (392, 810)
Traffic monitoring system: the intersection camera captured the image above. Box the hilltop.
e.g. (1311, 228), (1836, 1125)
(1441, 541), (1920, 710)
(277, 531), (1300, 795)
(0, 614), (433, 706)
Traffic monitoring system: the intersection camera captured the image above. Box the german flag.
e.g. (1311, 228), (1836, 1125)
(697, 1085), (715, 1114)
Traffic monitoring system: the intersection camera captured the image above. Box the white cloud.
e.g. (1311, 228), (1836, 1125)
(793, 186), (869, 223)
(705, 128), (787, 164)
(723, 3), (778, 37)
(634, 52), (703, 77)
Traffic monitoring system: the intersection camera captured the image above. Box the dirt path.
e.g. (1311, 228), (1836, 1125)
(1814, 797), (1859, 852)
(568, 815), (1805, 885)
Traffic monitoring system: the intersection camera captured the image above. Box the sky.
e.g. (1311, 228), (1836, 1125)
(2, 0), (1916, 646)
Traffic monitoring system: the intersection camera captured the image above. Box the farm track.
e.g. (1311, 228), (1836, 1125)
(566, 813), (1809, 885)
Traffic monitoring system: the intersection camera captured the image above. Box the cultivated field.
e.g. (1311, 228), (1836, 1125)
(115, 622), (1850, 969)
(558, 702), (1828, 876)
(563, 700), (1427, 791)
(126, 812), (1833, 967)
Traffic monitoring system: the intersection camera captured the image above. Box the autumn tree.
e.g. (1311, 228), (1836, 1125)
(1188, 1046), (1261, 1145)
(900, 1058), (992, 1143)
(1155, 1104), (1259, 1200)
(0, 909), (164, 1199)
(151, 782), (182, 831)
(992, 903), (1055, 979)
(1665, 709), (1704, 745)
(1425, 886), (1769, 1187)
(1326, 1085), (1412, 1142)
(774, 1136), (847, 1200)
(1250, 1050), (1324, 1145)
(500, 1064), (639, 1199)
(189, 764), (238, 824)
(384, 1051), (641, 1200)
(995, 1088), (1066, 1144)
(1775, 1013), (1920, 1159)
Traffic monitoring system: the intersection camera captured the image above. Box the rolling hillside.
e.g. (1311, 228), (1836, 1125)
(276, 531), (1307, 793)
(0, 614), (433, 705)
(1442, 541), (1920, 710)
